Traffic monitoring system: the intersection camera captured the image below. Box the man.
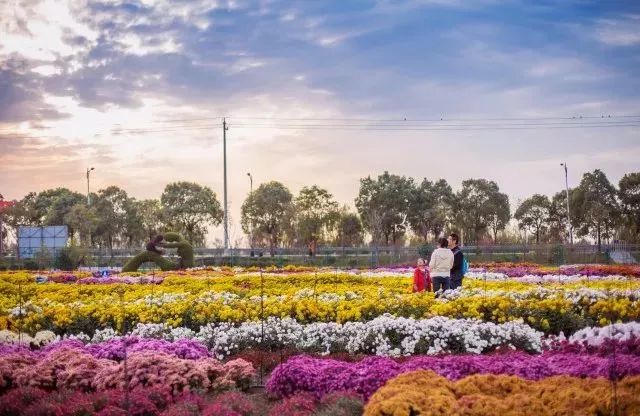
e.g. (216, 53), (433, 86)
(448, 233), (464, 289)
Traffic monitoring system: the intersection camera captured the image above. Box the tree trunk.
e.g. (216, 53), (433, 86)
(597, 225), (601, 253)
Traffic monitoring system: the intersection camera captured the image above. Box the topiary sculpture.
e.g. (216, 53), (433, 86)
(122, 233), (194, 272)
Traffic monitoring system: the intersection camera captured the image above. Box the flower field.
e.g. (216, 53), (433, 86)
(1, 263), (639, 415)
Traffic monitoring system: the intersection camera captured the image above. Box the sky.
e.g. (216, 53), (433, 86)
(1, 0), (639, 245)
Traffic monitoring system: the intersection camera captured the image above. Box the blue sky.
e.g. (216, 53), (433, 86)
(1, 0), (639, 244)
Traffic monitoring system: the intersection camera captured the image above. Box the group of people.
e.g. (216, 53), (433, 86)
(413, 233), (465, 293)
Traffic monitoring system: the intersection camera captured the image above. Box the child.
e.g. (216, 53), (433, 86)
(413, 258), (432, 292)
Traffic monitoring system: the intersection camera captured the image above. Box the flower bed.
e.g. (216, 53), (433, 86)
(0, 346), (254, 395)
(2, 270), (638, 335)
(266, 352), (640, 400)
(363, 370), (640, 415)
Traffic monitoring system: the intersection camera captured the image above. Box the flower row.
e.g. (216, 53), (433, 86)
(0, 387), (363, 416)
(4, 288), (637, 336)
(266, 352), (640, 400)
(364, 370), (639, 415)
(0, 346), (254, 394)
(3, 316), (544, 358)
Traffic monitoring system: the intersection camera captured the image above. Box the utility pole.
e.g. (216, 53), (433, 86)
(560, 162), (573, 244)
(86, 167), (95, 205)
(223, 119), (229, 250)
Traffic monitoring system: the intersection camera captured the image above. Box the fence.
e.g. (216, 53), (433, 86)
(2, 243), (638, 269)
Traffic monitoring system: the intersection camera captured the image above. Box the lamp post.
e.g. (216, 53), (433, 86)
(247, 172), (253, 254)
(560, 163), (573, 244)
(86, 167), (95, 206)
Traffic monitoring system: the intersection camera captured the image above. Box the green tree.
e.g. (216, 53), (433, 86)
(619, 172), (640, 241)
(294, 185), (340, 246)
(547, 191), (572, 242)
(122, 199), (145, 248)
(161, 182), (224, 247)
(5, 189), (84, 237)
(514, 194), (551, 244)
(3, 192), (40, 228)
(407, 179), (454, 242)
(355, 172), (415, 246)
(241, 181), (294, 255)
(455, 179), (509, 243)
(63, 203), (99, 245)
(572, 169), (620, 251)
(136, 199), (165, 240)
(407, 179), (437, 242)
(487, 192), (511, 243)
(336, 211), (364, 247)
(430, 179), (455, 239)
(39, 188), (85, 229)
(93, 186), (131, 254)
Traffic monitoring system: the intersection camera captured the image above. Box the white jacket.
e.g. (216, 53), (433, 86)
(429, 248), (454, 277)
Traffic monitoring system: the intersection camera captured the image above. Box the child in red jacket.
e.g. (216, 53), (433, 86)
(413, 258), (432, 292)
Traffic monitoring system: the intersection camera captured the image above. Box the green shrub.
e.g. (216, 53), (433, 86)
(24, 260), (39, 270)
(54, 248), (75, 270)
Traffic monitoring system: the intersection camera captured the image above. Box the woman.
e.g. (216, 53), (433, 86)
(429, 237), (454, 293)
(413, 258), (431, 292)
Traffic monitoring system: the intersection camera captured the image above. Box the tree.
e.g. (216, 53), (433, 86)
(336, 211), (364, 247)
(241, 181), (294, 255)
(619, 172), (640, 240)
(3, 192), (40, 228)
(430, 179), (455, 239)
(355, 172), (414, 246)
(4, 189), (85, 239)
(122, 199), (145, 248)
(407, 179), (454, 242)
(487, 192), (510, 243)
(294, 186), (340, 246)
(63, 203), (99, 245)
(407, 179), (437, 242)
(161, 182), (223, 246)
(93, 186), (131, 254)
(572, 169), (620, 251)
(136, 199), (165, 240)
(514, 194), (551, 244)
(455, 179), (510, 243)
(38, 188), (85, 231)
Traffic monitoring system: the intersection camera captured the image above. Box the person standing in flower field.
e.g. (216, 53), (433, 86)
(448, 233), (465, 289)
(430, 238), (454, 293)
(413, 258), (431, 292)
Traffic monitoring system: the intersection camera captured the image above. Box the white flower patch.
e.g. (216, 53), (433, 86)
(197, 291), (241, 305)
(136, 293), (187, 306)
(193, 315), (543, 358)
(568, 322), (640, 346)
(7, 301), (42, 318)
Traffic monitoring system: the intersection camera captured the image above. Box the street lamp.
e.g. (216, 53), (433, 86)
(247, 173), (253, 254)
(86, 167), (95, 206)
(560, 163), (573, 244)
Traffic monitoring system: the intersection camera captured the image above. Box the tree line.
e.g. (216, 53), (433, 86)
(1, 169), (638, 253)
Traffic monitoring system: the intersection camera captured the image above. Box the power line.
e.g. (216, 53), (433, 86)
(2, 114), (639, 134)
(1, 117), (639, 140)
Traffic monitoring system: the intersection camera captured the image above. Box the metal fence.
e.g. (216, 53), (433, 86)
(3, 243), (637, 269)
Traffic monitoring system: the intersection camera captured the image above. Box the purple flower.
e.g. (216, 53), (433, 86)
(266, 352), (640, 400)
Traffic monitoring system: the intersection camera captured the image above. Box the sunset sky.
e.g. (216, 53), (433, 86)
(1, 0), (639, 245)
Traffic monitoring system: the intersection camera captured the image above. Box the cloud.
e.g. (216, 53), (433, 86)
(1, 0), (639, 246)
(593, 15), (640, 46)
